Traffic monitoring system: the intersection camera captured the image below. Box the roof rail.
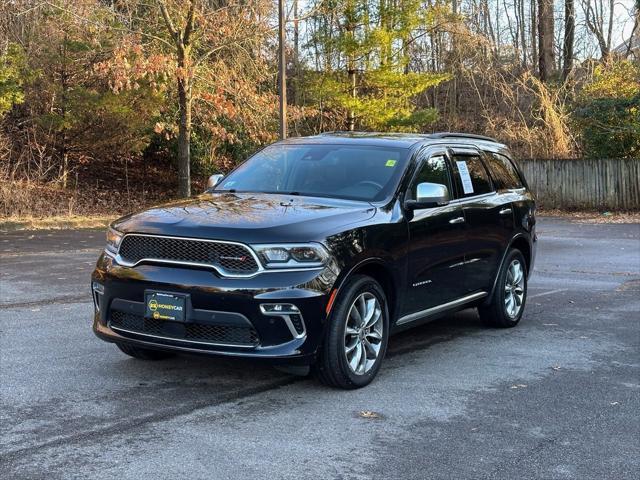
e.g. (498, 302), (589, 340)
(429, 132), (498, 142)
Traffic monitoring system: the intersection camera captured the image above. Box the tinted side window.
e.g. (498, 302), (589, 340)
(484, 152), (523, 190)
(407, 155), (451, 200)
(451, 155), (493, 197)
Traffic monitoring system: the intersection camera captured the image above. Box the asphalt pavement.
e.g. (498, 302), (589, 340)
(1, 217), (639, 479)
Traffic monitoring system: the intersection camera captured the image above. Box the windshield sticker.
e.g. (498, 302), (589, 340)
(385, 159), (397, 167)
(456, 160), (474, 194)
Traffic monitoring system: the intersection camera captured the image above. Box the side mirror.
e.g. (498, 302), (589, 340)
(207, 174), (224, 189)
(405, 182), (450, 210)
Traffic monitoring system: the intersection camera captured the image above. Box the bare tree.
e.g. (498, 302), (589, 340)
(531, 0), (538, 72)
(562, 0), (575, 80)
(518, 0), (528, 68)
(159, 0), (196, 198)
(581, 0), (615, 59)
(538, 0), (555, 81)
(625, 0), (639, 58)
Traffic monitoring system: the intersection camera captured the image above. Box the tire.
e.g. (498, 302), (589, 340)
(316, 275), (389, 389)
(478, 248), (528, 328)
(116, 342), (176, 360)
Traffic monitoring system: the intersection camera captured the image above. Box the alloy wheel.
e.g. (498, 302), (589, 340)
(504, 259), (525, 318)
(343, 292), (384, 375)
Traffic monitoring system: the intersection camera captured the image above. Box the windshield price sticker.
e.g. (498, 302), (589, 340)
(456, 160), (474, 194)
(385, 159), (397, 167)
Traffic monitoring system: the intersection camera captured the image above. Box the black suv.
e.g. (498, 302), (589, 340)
(92, 132), (536, 388)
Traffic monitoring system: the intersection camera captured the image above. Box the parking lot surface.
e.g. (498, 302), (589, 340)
(1, 217), (639, 479)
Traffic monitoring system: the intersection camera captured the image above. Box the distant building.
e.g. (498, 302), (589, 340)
(613, 32), (640, 60)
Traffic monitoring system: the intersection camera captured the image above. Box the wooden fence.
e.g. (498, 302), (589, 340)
(518, 158), (640, 210)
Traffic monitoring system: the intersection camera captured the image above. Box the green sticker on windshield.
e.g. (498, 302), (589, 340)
(385, 159), (397, 167)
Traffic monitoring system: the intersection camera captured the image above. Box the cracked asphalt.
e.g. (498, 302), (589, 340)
(1, 217), (639, 479)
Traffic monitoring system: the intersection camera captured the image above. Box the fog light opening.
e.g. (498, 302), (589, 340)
(92, 282), (104, 312)
(259, 303), (306, 339)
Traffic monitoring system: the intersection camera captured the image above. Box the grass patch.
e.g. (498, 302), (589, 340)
(0, 215), (115, 232)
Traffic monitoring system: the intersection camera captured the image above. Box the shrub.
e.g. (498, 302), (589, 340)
(573, 61), (640, 158)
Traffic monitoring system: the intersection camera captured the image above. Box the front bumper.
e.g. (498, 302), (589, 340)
(92, 252), (338, 364)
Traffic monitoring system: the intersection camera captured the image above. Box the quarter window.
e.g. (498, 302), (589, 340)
(451, 154), (493, 197)
(484, 152), (523, 190)
(407, 155), (451, 200)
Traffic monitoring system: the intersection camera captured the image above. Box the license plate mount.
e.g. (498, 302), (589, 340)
(145, 292), (187, 322)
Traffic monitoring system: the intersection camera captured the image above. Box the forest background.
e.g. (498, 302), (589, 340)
(1, 0), (638, 221)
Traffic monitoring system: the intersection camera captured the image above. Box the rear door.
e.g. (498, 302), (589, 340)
(448, 148), (514, 294)
(403, 148), (469, 317)
(483, 149), (529, 230)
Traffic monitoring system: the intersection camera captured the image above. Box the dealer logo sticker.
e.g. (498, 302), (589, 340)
(145, 292), (186, 322)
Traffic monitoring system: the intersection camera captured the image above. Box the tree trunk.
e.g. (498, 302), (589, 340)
(177, 49), (191, 198)
(278, 0), (287, 138)
(562, 0), (575, 81)
(347, 63), (356, 131)
(519, 0), (527, 68)
(531, 0), (538, 74)
(345, 1), (356, 131)
(159, 0), (196, 198)
(293, 0), (300, 106)
(59, 36), (69, 189)
(538, 0), (555, 82)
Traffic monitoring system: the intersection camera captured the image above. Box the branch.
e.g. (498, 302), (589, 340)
(158, 0), (179, 44)
(183, 0), (197, 46)
(34, 1), (174, 49)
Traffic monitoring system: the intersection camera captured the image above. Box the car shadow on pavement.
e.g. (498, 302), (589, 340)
(107, 307), (486, 388)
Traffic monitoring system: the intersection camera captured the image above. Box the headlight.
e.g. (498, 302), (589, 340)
(251, 243), (330, 269)
(105, 227), (123, 254)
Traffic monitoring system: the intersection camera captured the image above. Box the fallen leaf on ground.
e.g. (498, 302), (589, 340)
(358, 410), (382, 419)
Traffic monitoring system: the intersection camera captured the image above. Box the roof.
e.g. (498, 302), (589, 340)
(278, 131), (505, 149)
(613, 35), (640, 54)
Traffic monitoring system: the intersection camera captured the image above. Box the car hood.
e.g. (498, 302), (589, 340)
(112, 192), (376, 244)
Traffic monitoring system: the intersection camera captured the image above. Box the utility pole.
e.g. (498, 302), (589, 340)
(278, 0), (287, 139)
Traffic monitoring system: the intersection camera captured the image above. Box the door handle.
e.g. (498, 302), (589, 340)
(449, 216), (465, 224)
(499, 208), (512, 216)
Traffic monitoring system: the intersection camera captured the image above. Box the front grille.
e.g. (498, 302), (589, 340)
(110, 311), (259, 347)
(117, 235), (260, 275)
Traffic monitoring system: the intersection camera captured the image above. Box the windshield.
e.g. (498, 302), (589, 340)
(214, 144), (410, 202)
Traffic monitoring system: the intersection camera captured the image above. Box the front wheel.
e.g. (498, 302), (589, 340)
(478, 248), (528, 328)
(316, 275), (389, 389)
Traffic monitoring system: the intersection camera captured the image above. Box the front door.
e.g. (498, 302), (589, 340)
(402, 150), (469, 318)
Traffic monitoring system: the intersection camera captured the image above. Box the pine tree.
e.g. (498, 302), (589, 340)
(306, 0), (449, 132)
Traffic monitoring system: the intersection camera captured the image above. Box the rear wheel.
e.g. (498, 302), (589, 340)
(316, 275), (389, 389)
(116, 342), (175, 360)
(478, 248), (527, 328)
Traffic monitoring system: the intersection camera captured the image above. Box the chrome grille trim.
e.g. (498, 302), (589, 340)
(111, 233), (325, 278)
(109, 311), (259, 348)
(115, 233), (263, 278)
